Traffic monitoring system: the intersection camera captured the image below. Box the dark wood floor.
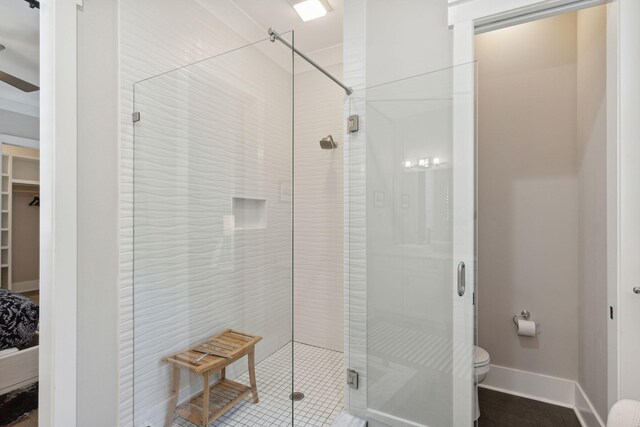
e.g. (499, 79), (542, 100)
(478, 388), (581, 427)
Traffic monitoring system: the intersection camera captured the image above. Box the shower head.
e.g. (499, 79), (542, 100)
(320, 135), (338, 150)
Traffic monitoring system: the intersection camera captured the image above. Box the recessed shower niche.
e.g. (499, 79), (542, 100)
(232, 197), (267, 230)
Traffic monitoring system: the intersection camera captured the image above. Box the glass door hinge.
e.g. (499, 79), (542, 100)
(347, 369), (359, 389)
(348, 115), (359, 133)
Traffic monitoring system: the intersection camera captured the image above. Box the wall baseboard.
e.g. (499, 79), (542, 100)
(12, 280), (39, 293)
(574, 382), (606, 427)
(479, 364), (604, 427)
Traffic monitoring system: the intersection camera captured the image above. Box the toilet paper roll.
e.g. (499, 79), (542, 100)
(516, 318), (536, 336)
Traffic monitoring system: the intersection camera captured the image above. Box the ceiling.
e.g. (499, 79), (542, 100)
(0, 0), (342, 117)
(230, 0), (343, 53)
(0, 0), (39, 116)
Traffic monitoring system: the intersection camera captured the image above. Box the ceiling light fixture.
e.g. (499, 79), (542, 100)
(293, 0), (332, 22)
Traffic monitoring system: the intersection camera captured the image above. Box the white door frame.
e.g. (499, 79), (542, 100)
(616, 0), (640, 403)
(450, 0), (638, 414)
(39, 0), (80, 426)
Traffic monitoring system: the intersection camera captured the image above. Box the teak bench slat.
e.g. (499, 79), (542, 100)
(163, 329), (262, 427)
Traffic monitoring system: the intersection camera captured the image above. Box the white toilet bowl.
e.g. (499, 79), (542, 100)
(474, 346), (490, 420)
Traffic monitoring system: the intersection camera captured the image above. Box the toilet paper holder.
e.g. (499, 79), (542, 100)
(512, 310), (531, 325)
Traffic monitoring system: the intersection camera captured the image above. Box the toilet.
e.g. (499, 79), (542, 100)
(474, 346), (491, 420)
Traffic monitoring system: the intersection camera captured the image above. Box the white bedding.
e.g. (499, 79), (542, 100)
(0, 334), (38, 395)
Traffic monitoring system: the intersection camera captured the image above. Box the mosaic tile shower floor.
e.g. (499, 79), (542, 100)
(172, 342), (344, 427)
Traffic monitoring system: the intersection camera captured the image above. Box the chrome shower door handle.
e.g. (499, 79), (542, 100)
(457, 262), (466, 297)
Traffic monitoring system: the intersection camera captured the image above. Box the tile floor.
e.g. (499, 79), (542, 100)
(477, 388), (581, 427)
(172, 343), (344, 427)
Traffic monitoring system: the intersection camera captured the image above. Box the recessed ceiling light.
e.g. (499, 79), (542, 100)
(293, 0), (332, 22)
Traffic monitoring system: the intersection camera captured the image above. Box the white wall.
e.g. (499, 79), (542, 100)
(76, 1), (119, 426)
(294, 63), (344, 352)
(476, 13), (580, 381)
(366, 0), (452, 87)
(12, 192), (39, 284)
(577, 5), (608, 421)
(0, 109), (39, 140)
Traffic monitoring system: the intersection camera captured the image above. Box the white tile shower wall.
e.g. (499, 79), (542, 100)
(343, 0), (367, 416)
(294, 64), (344, 352)
(119, 1), (293, 425)
(132, 45), (292, 427)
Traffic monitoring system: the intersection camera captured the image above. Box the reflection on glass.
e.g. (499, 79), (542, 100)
(348, 63), (476, 427)
(132, 37), (293, 427)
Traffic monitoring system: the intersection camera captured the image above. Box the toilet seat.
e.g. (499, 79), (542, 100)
(474, 346), (490, 367)
(476, 362), (490, 377)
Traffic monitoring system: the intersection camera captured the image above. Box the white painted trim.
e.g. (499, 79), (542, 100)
(452, 0), (623, 420)
(480, 364), (576, 408)
(479, 365), (605, 426)
(449, 0), (604, 26)
(474, 0), (606, 34)
(576, 382), (607, 427)
(0, 342), (39, 395)
(39, 0), (79, 426)
(451, 20), (477, 427)
(617, 0), (640, 403)
(0, 135), (39, 150)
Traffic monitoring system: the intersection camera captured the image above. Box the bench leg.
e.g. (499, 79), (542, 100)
(202, 371), (210, 427)
(248, 349), (259, 403)
(220, 367), (226, 380)
(165, 366), (181, 427)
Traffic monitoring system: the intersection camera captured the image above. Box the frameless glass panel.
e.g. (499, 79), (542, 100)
(347, 63), (477, 427)
(133, 35), (294, 427)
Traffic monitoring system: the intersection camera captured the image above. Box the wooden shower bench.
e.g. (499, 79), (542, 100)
(163, 329), (262, 427)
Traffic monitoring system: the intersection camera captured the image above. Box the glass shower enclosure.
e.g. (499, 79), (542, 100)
(133, 35), (295, 427)
(346, 63), (477, 427)
(132, 29), (476, 426)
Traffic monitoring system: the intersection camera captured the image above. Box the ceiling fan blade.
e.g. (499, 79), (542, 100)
(0, 71), (39, 92)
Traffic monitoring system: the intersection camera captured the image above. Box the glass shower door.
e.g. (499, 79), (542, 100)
(346, 63), (476, 426)
(132, 36), (295, 427)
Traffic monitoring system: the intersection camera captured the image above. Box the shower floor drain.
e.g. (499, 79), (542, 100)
(290, 392), (305, 401)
